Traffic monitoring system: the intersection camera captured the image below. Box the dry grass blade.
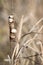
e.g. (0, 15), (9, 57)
(12, 43), (19, 61)
(17, 15), (24, 42)
(24, 26), (43, 61)
(12, 15), (24, 60)
(15, 26), (43, 62)
(7, 16), (43, 65)
(24, 25), (43, 45)
(29, 18), (43, 32)
(11, 15), (24, 65)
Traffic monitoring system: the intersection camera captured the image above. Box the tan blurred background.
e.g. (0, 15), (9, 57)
(0, 0), (43, 65)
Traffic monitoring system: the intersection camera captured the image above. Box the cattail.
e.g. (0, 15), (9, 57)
(8, 15), (17, 41)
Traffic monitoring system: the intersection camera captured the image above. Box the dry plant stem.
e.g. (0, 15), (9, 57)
(11, 15), (24, 65)
(29, 18), (43, 32)
(38, 41), (43, 63)
(22, 17), (43, 38)
(24, 26), (43, 61)
(11, 43), (19, 64)
(16, 19), (43, 55)
(12, 17), (43, 65)
(17, 15), (24, 42)
(22, 17), (43, 46)
(24, 25), (43, 49)
(41, 44), (43, 57)
(16, 26), (43, 62)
